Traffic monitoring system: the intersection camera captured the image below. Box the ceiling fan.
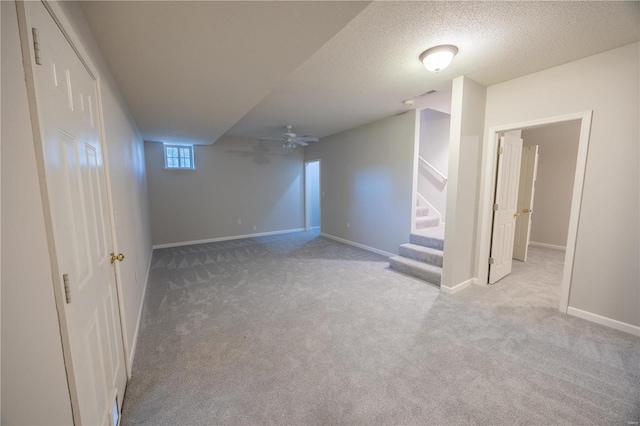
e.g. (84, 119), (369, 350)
(260, 125), (319, 150)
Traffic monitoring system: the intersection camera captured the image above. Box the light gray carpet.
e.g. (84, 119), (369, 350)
(122, 231), (640, 425)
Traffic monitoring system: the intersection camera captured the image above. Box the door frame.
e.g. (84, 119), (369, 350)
(304, 159), (321, 230)
(476, 111), (592, 313)
(16, 0), (132, 418)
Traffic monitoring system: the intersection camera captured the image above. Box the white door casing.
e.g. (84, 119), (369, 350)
(513, 145), (539, 262)
(25, 2), (127, 424)
(489, 133), (523, 283)
(475, 112), (592, 316)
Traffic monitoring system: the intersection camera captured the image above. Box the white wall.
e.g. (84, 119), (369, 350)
(441, 77), (486, 290)
(1, 2), (73, 423)
(305, 111), (416, 255)
(145, 138), (305, 246)
(522, 121), (580, 248)
(484, 42), (639, 328)
(305, 161), (320, 228)
(2, 1), (153, 422)
(418, 109), (450, 217)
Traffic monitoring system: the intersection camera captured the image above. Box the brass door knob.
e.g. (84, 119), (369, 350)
(110, 253), (125, 264)
(514, 213), (521, 218)
(522, 208), (531, 213)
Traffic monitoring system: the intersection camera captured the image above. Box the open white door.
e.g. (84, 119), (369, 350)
(26, 2), (127, 424)
(513, 145), (539, 262)
(489, 133), (523, 283)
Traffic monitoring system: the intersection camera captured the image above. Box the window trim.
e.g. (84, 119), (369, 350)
(164, 144), (195, 170)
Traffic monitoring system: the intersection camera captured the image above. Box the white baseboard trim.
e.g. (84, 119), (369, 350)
(440, 278), (475, 294)
(306, 226), (320, 231)
(529, 241), (566, 251)
(567, 307), (640, 337)
(320, 233), (395, 258)
(128, 249), (154, 374)
(152, 228), (306, 249)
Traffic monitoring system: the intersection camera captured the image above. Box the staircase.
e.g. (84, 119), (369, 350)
(414, 205), (439, 229)
(389, 204), (444, 287)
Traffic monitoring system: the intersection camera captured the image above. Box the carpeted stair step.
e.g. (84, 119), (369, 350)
(410, 229), (444, 251)
(399, 243), (443, 267)
(416, 215), (439, 229)
(416, 206), (430, 217)
(389, 256), (442, 287)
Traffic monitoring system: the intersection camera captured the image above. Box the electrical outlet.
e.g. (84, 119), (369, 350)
(238, 218), (241, 225)
(253, 226), (257, 231)
(322, 191), (325, 197)
(135, 271), (138, 284)
(347, 222), (350, 228)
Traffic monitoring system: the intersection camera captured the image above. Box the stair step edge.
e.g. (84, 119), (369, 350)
(399, 243), (443, 255)
(389, 256), (442, 286)
(389, 256), (442, 273)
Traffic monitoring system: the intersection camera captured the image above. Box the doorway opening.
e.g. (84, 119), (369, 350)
(477, 111), (592, 313)
(305, 160), (320, 231)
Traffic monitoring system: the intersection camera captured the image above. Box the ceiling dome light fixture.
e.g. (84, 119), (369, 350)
(419, 45), (458, 73)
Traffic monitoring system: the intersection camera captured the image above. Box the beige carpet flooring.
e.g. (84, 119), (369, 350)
(121, 230), (640, 425)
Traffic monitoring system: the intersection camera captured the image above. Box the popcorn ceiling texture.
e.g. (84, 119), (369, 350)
(81, 2), (639, 144)
(122, 231), (640, 425)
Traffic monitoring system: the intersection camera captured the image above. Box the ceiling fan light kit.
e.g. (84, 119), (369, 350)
(419, 44), (458, 73)
(261, 125), (319, 151)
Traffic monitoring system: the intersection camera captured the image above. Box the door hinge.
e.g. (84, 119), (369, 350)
(32, 28), (42, 65)
(498, 146), (504, 155)
(493, 203), (499, 211)
(488, 257), (495, 265)
(63, 273), (71, 303)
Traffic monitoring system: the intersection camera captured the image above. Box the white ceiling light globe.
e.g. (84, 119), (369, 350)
(419, 45), (458, 73)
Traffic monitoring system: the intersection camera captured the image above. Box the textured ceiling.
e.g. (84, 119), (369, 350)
(82, 1), (639, 144)
(80, 1), (370, 145)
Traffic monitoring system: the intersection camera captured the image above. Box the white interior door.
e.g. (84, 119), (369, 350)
(28, 2), (126, 424)
(513, 145), (539, 262)
(489, 133), (523, 283)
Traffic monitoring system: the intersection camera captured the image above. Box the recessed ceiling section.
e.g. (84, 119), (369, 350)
(80, 1), (371, 145)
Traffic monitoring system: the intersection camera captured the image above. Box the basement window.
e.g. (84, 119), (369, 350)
(164, 145), (194, 169)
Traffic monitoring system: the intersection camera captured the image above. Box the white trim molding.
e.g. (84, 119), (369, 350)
(529, 241), (566, 251)
(567, 307), (640, 337)
(127, 249), (154, 374)
(152, 228), (306, 249)
(475, 111), (593, 319)
(440, 278), (475, 294)
(320, 233), (395, 258)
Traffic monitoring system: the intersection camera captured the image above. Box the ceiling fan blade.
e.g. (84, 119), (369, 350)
(294, 140), (308, 146)
(297, 137), (319, 142)
(259, 138), (285, 141)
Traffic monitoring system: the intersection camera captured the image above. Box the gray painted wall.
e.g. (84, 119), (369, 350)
(305, 161), (321, 228)
(418, 109), (450, 217)
(522, 121), (580, 248)
(442, 77), (486, 290)
(145, 138), (305, 245)
(305, 111), (417, 255)
(2, 1), (153, 423)
(485, 42), (639, 327)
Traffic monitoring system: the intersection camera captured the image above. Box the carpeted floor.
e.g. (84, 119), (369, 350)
(122, 231), (640, 425)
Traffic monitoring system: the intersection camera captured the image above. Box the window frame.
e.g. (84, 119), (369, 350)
(164, 144), (195, 170)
